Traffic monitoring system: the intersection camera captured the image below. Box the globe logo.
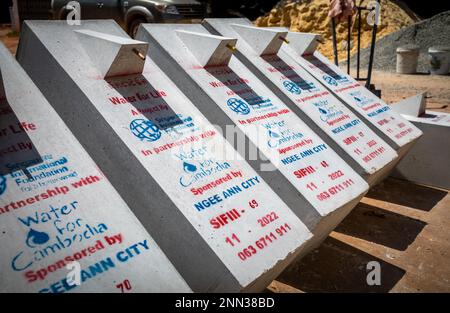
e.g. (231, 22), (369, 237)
(0, 175), (6, 196)
(283, 80), (301, 95)
(227, 98), (250, 115)
(323, 75), (338, 86)
(130, 119), (161, 142)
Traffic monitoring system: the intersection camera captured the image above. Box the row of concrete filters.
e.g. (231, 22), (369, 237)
(134, 19), (421, 250)
(134, 20), (374, 282)
(203, 18), (422, 168)
(267, 20), (424, 161)
(13, 20), (312, 293)
(202, 18), (400, 187)
(8, 18), (416, 292)
(0, 42), (191, 293)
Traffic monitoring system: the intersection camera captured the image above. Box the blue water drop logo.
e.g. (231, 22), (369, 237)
(183, 161), (197, 173)
(268, 130), (280, 138)
(25, 228), (50, 248)
(319, 108), (328, 115)
(353, 94), (362, 102)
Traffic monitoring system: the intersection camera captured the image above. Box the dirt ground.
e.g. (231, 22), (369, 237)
(268, 178), (450, 293)
(357, 68), (450, 113)
(1, 25), (449, 293)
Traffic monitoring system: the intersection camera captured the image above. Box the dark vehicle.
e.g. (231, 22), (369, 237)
(17, 0), (206, 37)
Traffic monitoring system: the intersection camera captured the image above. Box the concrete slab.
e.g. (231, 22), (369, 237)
(16, 20), (313, 292)
(274, 25), (423, 162)
(136, 24), (369, 256)
(391, 92), (427, 117)
(0, 42), (191, 293)
(390, 94), (450, 189)
(203, 19), (399, 187)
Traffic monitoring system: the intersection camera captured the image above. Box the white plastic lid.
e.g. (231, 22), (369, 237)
(397, 45), (420, 53)
(429, 46), (450, 53)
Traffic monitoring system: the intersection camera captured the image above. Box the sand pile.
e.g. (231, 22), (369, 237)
(255, 0), (417, 60)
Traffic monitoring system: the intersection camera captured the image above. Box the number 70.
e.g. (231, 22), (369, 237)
(116, 279), (132, 293)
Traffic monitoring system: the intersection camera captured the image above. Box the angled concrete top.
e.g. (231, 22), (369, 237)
(230, 24), (288, 56)
(176, 30), (237, 67)
(390, 92), (427, 117)
(75, 29), (148, 78)
(391, 92), (450, 126)
(16, 20), (150, 83)
(284, 31), (322, 56)
(204, 18), (320, 57)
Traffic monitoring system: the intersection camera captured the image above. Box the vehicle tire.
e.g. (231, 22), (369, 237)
(128, 17), (146, 38)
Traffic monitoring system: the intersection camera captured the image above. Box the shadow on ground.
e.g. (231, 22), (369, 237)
(334, 203), (427, 251)
(366, 178), (447, 211)
(275, 237), (405, 292)
(269, 177), (449, 293)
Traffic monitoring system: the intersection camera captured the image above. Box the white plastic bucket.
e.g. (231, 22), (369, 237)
(396, 46), (420, 74)
(428, 46), (450, 75)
